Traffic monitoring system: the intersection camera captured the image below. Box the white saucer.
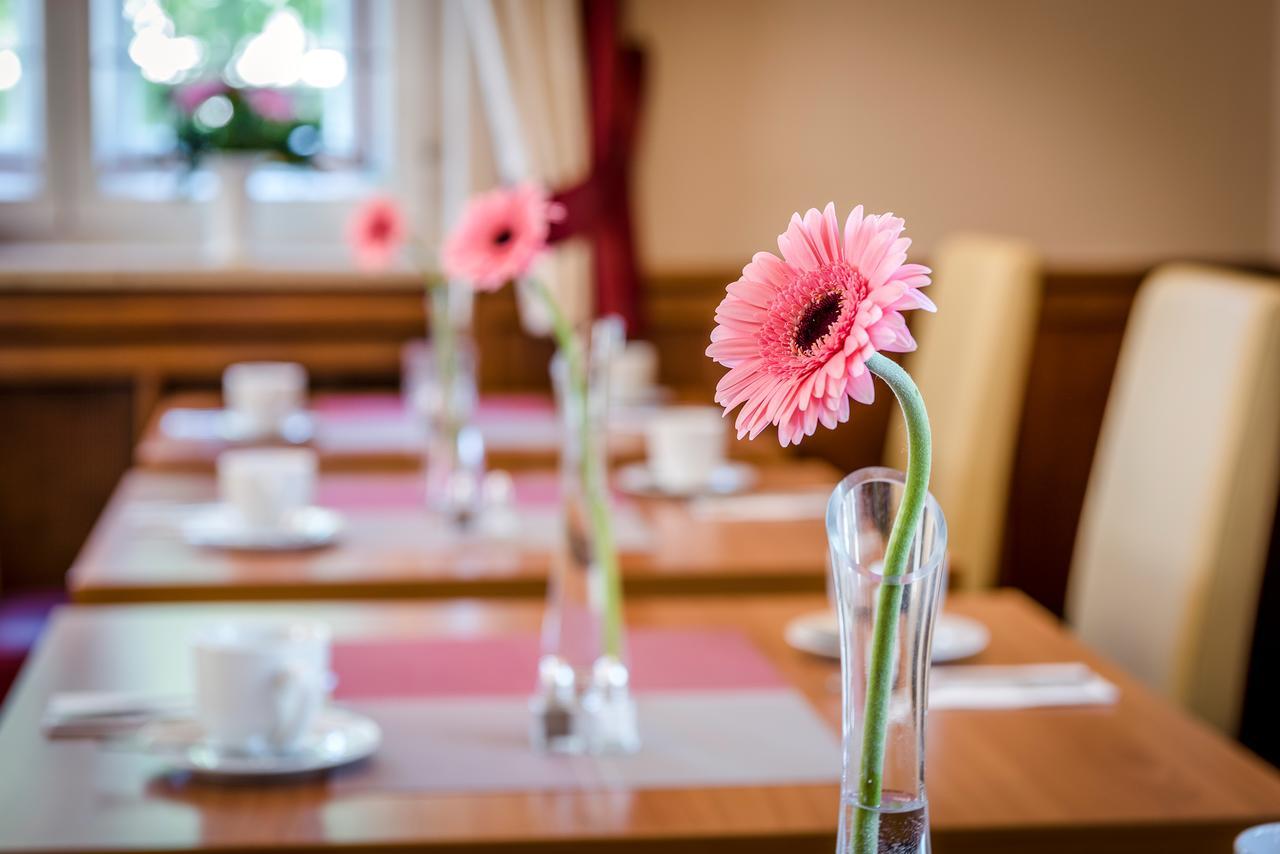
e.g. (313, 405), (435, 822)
(785, 610), (990, 663)
(134, 707), (380, 778)
(218, 411), (315, 445)
(181, 505), (344, 551)
(615, 462), (757, 498)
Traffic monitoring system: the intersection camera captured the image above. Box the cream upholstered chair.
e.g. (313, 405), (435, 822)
(1066, 263), (1280, 734)
(885, 234), (1042, 589)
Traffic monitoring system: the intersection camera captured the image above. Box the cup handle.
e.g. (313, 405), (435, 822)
(269, 664), (322, 751)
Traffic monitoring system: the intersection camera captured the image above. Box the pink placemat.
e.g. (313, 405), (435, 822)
(331, 629), (785, 701)
(313, 394), (554, 422)
(315, 473), (612, 511)
(312, 394), (407, 419)
(476, 394), (556, 420)
(315, 477), (426, 510)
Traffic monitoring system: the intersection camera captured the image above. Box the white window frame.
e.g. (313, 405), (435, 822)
(0, 0), (441, 254)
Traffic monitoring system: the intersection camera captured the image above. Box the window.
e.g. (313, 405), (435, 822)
(0, 0), (429, 247)
(0, 0), (42, 199)
(89, 0), (385, 200)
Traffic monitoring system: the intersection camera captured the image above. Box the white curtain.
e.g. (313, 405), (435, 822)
(451, 0), (594, 334)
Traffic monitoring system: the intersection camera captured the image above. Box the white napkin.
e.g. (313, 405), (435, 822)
(42, 691), (189, 739)
(691, 491), (831, 522)
(929, 663), (1118, 710)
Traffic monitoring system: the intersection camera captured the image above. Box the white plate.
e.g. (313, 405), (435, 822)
(785, 610), (990, 663)
(181, 505), (344, 551)
(615, 462), (757, 498)
(134, 707), (380, 778)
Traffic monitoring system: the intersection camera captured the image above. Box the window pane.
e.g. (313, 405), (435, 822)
(0, 0), (43, 199)
(90, 0), (372, 195)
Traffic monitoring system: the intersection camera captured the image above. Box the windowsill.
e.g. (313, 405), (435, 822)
(0, 241), (430, 291)
(0, 171), (43, 202)
(97, 163), (379, 204)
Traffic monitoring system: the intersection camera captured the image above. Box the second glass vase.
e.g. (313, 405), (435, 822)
(422, 282), (485, 527)
(531, 316), (639, 755)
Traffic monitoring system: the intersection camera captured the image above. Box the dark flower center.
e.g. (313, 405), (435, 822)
(793, 290), (845, 353)
(493, 227), (514, 246)
(368, 215), (392, 241)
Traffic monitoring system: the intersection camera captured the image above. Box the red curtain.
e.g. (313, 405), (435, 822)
(549, 0), (646, 335)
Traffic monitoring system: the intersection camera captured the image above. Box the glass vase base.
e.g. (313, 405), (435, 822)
(837, 794), (929, 854)
(424, 424), (486, 528)
(529, 654), (640, 756)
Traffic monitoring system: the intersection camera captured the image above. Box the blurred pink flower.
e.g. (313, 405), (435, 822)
(173, 79), (228, 115)
(706, 204), (934, 447)
(441, 183), (565, 291)
(348, 196), (407, 271)
(243, 88), (294, 123)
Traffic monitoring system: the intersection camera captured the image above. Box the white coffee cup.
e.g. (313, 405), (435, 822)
(223, 361), (308, 439)
(217, 447), (317, 531)
(192, 620), (332, 755)
(610, 340), (659, 407)
(644, 406), (727, 493)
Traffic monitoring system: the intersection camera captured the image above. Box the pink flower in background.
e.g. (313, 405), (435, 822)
(441, 183), (565, 291)
(706, 204), (934, 447)
(173, 79), (228, 115)
(348, 196), (407, 271)
(244, 88), (295, 123)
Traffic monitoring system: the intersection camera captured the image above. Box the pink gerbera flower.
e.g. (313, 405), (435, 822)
(441, 183), (565, 291)
(707, 203), (934, 447)
(348, 196), (407, 271)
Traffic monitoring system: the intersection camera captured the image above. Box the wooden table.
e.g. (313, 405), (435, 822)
(68, 462), (838, 603)
(2, 591), (1277, 853)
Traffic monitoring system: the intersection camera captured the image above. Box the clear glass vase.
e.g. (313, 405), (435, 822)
(531, 316), (638, 755)
(422, 282), (485, 527)
(827, 467), (947, 854)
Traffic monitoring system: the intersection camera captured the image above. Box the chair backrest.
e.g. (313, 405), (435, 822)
(1066, 263), (1280, 733)
(885, 233), (1042, 589)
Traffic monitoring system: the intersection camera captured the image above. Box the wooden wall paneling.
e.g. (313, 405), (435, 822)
(0, 384), (135, 592)
(999, 272), (1144, 614)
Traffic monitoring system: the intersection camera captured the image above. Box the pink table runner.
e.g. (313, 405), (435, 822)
(313, 393), (553, 421)
(324, 629), (840, 794)
(315, 472), (566, 511)
(330, 629), (787, 700)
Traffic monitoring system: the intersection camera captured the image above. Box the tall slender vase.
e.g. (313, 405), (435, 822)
(531, 317), (638, 755)
(827, 467), (947, 854)
(422, 281), (484, 526)
(203, 153), (258, 267)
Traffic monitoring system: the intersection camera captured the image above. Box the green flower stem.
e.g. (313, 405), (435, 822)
(854, 353), (932, 854)
(531, 279), (624, 660)
(428, 281), (456, 420)
(416, 229), (458, 437)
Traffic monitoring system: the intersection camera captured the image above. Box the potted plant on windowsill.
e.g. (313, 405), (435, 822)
(171, 81), (320, 266)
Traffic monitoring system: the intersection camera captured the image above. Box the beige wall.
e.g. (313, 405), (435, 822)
(625, 0), (1273, 273)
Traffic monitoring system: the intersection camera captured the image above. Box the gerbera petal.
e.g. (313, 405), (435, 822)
(742, 252), (795, 292)
(889, 289), (937, 313)
(843, 205), (868, 260)
(778, 213), (821, 271)
(726, 278), (775, 309)
(848, 367), (875, 404)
